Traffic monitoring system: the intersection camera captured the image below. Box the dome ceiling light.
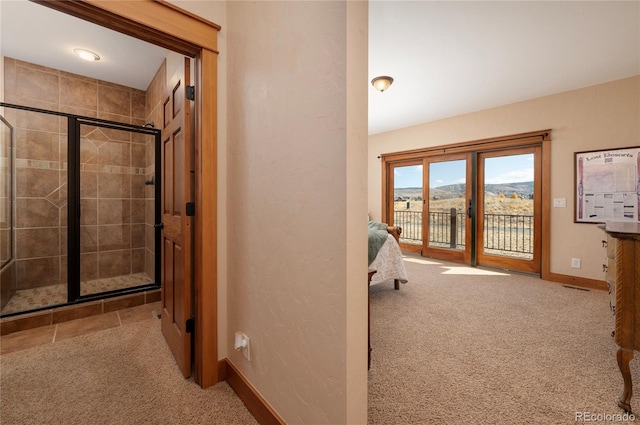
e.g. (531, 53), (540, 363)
(371, 76), (394, 92)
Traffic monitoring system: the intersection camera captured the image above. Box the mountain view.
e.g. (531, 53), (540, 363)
(394, 181), (534, 201)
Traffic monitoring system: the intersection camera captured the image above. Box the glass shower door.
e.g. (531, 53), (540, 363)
(0, 107), (68, 314)
(0, 114), (12, 270)
(79, 121), (157, 297)
(0, 104), (160, 317)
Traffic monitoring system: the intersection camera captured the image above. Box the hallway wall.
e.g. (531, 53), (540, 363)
(225, 1), (368, 423)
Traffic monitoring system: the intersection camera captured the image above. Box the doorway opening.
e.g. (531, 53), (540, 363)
(3, 0), (220, 387)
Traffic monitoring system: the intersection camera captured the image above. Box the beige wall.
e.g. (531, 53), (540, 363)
(345, 2), (369, 423)
(224, 1), (367, 423)
(369, 75), (640, 280)
(0, 56), (3, 103)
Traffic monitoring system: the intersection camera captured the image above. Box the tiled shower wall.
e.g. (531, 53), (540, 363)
(144, 59), (166, 280)
(3, 57), (158, 290)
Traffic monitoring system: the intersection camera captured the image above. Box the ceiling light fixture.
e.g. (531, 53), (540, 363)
(74, 48), (100, 62)
(371, 76), (394, 92)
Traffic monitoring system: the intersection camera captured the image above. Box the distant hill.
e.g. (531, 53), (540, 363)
(482, 182), (534, 198)
(394, 181), (534, 200)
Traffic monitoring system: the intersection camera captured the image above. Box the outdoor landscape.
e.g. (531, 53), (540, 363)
(393, 182), (534, 258)
(394, 181), (534, 215)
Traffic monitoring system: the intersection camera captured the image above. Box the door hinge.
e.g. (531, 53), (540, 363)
(186, 85), (195, 101)
(186, 202), (195, 216)
(154, 222), (164, 229)
(186, 317), (195, 333)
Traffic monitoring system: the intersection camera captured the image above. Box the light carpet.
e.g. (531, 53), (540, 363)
(368, 256), (637, 424)
(0, 315), (258, 425)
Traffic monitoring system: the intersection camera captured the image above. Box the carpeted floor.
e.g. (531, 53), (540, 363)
(0, 314), (258, 425)
(368, 255), (637, 424)
(2, 255), (637, 424)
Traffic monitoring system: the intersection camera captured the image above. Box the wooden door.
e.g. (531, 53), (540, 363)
(161, 57), (193, 378)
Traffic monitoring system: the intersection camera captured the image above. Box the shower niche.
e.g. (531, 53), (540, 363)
(0, 104), (161, 317)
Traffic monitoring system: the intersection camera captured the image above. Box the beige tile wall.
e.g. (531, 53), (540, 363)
(3, 57), (156, 290)
(144, 59), (165, 279)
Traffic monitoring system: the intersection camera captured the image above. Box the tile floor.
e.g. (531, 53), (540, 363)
(0, 301), (161, 355)
(1, 273), (153, 315)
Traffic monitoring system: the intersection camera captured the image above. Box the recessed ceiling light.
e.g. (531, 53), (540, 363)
(74, 48), (100, 62)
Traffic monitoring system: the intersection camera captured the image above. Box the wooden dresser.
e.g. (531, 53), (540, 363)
(602, 221), (640, 412)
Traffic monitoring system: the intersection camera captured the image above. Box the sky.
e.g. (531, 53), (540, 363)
(394, 154), (534, 188)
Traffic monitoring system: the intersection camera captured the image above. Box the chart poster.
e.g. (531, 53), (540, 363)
(575, 146), (640, 223)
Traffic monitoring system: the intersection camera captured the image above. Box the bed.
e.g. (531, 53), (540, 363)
(368, 221), (409, 289)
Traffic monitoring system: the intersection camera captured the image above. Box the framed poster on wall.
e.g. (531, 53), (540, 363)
(575, 146), (640, 223)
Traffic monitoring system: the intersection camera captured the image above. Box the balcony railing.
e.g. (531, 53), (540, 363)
(393, 209), (534, 255)
(484, 213), (534, 254)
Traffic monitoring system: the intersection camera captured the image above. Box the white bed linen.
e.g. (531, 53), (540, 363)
(369, 234), (408, 285)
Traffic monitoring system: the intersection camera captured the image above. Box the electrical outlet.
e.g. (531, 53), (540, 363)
(571, 258), (581, 268)
(234, 331), (251, 361)
(242, 335), (250, 361)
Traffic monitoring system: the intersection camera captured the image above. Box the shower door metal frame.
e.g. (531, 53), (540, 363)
(0, 102), (162, 312)
(0, 114), (14, 270)
(68, 116), (162, 303)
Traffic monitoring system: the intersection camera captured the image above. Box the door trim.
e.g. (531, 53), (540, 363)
(32, 0), (220, 55)
(379, 129), (550, 162)
(34, 0), (220, 388)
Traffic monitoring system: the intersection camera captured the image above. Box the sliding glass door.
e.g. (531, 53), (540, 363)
(476, 147), (541, 273)
(384, 137), (544, 275)
(389, 161), (423, 252)
(424, 154), (472, 263)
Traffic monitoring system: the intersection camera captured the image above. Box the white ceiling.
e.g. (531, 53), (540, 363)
(369, 1), (640, 134)
(1, 1), (639, 135)
(0, 0), (170, 91)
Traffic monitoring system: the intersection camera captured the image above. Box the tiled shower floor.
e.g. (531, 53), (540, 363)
(1, 273), (153, 315)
